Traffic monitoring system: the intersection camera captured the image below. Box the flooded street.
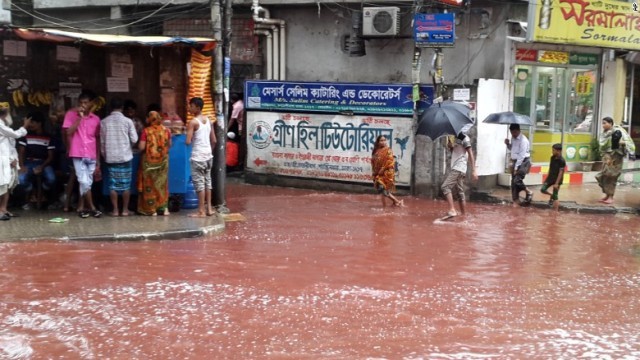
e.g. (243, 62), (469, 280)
(1, 183), (640, 359)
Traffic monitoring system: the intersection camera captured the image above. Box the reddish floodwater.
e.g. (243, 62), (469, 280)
(1, 183), (640, 359)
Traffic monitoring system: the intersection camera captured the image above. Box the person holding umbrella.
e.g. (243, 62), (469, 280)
(504, 124), (533, 206)
(441, 127), (477, 218)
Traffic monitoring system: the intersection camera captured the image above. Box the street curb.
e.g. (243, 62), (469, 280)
(470, 190), (639, 215)
(10, 223), (225, 243)
(63, 223), (226, 242)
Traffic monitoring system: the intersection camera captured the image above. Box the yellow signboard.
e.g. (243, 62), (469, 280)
(538, 50), (569, 64)
(576, 74), (592, 95)
(531, 0), (640, 51)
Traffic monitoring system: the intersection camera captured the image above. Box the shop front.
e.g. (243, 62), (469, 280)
(0, 28), (216, 200)
(522, 0), (640, 173)
(622, 54), (640, 158)
(513, 48), (600, 165)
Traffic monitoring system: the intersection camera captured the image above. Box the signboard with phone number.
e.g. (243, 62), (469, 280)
(413, 13), (455, 48)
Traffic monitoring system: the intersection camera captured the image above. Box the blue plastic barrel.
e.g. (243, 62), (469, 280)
(182, 177), (199, 209)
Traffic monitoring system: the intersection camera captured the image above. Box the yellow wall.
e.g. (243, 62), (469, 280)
(615, 58), (625, 123)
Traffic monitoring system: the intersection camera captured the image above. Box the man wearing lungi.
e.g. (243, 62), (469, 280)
(100, 97), (138, 216)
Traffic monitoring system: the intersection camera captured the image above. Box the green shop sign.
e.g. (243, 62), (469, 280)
(569, 53), (598, 66)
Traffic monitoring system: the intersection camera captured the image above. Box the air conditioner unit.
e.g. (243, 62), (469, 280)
(362, 7), (400, 37)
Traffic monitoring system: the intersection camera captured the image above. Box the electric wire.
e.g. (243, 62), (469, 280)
(449, 7), (509, 85)
(28, 3), (204, 29)
(11, 0), (179, 31)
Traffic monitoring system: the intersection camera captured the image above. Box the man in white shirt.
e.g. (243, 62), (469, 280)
(441, 131), (478, 217)
(227, 93), (245, 168)
(504, 124), (533, 206)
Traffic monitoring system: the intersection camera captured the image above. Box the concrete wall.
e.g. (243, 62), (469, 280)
(22, 0), (524, 197)
(476, 78), (509, 176)
(252, 2), (515, 196)
(0, 6), (9, 24)
(264, 3), (510, 84)
(33, 0), (202, 8)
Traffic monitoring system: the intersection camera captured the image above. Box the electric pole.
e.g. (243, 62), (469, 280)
(211, 0), (230, 213)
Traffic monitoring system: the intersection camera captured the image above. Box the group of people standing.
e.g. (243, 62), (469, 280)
(2, 91), (636, 221)
(0, 92), (218, 221)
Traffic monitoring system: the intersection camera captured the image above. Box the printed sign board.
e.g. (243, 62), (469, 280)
(246, 111), (414, 186)
(530, 0), (640, 51)
(246, 81), (433, 116)
(414, 13), (455, 48)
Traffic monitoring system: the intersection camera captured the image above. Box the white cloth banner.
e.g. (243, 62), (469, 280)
(246, 111), (414, 185)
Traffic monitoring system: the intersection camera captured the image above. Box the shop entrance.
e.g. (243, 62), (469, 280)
(514, 62), (597, 164)
(623, 62), (640, 158)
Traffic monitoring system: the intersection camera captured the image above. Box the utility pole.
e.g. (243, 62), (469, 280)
(432, 47), (446, 197)
(411, 47), (422, 195)
(211, 0), (230, 213)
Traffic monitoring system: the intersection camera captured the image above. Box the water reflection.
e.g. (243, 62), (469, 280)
(1, 184), (640, 358)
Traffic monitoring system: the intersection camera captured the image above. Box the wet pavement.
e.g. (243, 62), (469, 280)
(0, 209), (225, 242)
(481, 182), (640, 214)
(1, 181), (640, 358)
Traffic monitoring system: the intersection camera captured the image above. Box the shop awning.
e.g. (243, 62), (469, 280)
(12, 28), (216, 49)
(625, 51), (640, 65)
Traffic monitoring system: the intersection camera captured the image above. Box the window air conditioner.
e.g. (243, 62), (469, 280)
(362, 7), (400, 37)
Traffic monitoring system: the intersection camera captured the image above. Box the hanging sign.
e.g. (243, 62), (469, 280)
(414, 13), (456, 48)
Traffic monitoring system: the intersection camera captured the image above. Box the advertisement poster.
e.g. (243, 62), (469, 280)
(530, 0), (640, 50)
(246, 111), (414, 185)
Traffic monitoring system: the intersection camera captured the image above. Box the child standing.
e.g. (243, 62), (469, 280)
(540, 143), (566, 211)
(185, 97), (217, 217)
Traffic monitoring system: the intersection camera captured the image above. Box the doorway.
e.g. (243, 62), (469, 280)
(514, 64), (597, 163)
(624, 63), (640, 157)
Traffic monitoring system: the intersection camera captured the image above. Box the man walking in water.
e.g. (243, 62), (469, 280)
(441, 130), (478, 218)
(186, 97), (217, 217)
(505, 124), (533, 206)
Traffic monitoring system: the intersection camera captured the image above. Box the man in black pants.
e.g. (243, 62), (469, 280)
(504, 124), (533, 206)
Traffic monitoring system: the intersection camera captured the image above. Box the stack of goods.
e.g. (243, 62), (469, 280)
(186, 49), (215, 123)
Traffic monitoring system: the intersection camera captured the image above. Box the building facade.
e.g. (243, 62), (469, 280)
(5, 0), (637, 193)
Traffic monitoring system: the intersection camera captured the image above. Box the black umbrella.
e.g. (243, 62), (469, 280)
(483, 111), (533, 126)
(416, 101), (474, 140)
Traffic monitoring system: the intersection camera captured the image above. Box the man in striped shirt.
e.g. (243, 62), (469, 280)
(18, 111), (56, 206)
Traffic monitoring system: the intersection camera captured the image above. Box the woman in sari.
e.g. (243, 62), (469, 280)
(371, 135), (403, 207)
(137, 111), (171, 215)
(596, 117), (635, 204)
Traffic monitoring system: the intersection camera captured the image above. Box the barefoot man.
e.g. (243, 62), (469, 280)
(186, 97), (217, 217)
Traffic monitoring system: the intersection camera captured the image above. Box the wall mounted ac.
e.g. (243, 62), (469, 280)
(362, 7), (400, 37)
